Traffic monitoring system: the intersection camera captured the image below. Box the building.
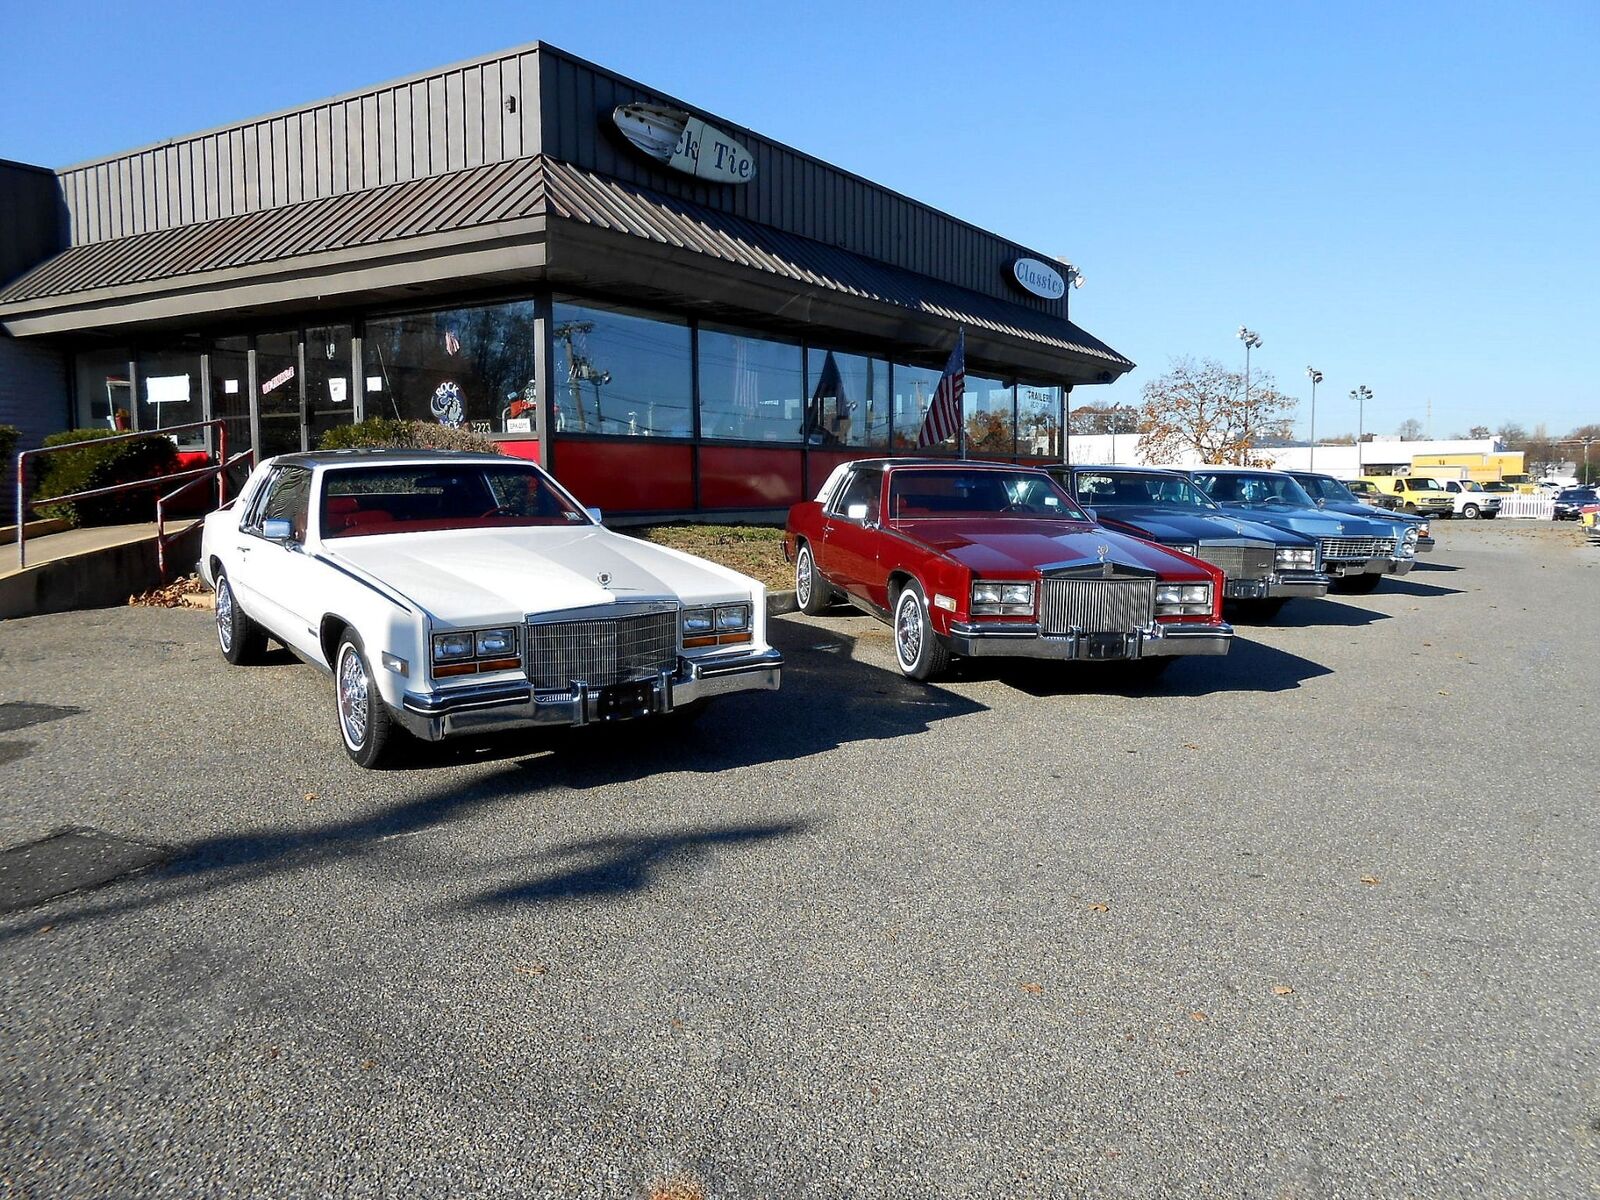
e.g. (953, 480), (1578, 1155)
(0, 43), (1132, 520)
(1065, 434), (1523, 481)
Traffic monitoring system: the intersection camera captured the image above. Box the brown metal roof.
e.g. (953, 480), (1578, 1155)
(0, 155), (1131, 372)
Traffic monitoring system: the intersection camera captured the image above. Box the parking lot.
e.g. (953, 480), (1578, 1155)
(1, 520), (1597, 1198)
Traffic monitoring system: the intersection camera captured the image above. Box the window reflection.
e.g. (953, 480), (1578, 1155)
(892, 360), (950, 451)
(365, 301), (537, 435)
(803, 348), (888, 448)
(964, 374), (1014, 456)
(1017, 383), (1063, 458)
(138, 343), (206, 448)
(699, 328), (804, 443)
(552, 299), (691, 437)
(74, 347), (131, 431)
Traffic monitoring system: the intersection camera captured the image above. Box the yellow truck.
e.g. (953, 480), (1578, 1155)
(1359, 475), (1456, 517)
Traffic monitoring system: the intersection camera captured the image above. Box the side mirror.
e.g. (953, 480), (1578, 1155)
(1316, 498), (1326, 507)
(845, 503), (869, 521)
(586, 506), (604, 525)
(262, 518), (294, 542)
(1079, 506), (1098, 522)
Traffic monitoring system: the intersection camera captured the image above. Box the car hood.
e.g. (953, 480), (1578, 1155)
(324, 526), (755, 625)
(1210, 502), (1400, 539)
(1321, 500), (1426, 525)
(1091, 505), (1290, 545)
(892, 518), (1210, 579)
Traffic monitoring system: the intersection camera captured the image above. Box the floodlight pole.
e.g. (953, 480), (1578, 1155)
(1306, 366), (1323, 471)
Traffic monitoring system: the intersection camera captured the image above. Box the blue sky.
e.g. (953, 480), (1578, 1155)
(3, 0), (1595, 439)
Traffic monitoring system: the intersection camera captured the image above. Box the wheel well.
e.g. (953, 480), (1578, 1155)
(208, 555), (224, 581)
(887, 571), (915, 603)
(319, 616), (351, 669)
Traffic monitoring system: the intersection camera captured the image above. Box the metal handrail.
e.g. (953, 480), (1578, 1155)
(14, 419), (228, 569)
(155, 448), (255, 581)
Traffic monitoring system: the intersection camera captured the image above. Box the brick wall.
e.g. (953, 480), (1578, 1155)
(0, 332), (69, 523)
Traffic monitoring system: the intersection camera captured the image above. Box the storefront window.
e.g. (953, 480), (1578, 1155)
(803, 348), (888, 448)
(137, 343), (206, 448)
(965, 374), (1014, 456)
(304, 324), (355, 448)
(551, 299), (691, 437)
(256, 330), (302, 458)
(891, 360), (951, 451)
(73, 346), (132, 432)
(698, 328), (804, 443)
(1017, 383), (1064, 459)
(364, 301), (537, 436)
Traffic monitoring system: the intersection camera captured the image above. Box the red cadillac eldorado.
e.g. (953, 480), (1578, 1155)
(784, 459), (1233, 680)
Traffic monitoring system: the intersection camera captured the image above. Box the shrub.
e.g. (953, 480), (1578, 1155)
(0, 424), (18, 468)
(32, 428), (179, 526)
(317, 418), (507, 455)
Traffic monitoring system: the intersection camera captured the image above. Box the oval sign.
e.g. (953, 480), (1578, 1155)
(1011, 257), (1066, 300)
(612, 103), (756, 185)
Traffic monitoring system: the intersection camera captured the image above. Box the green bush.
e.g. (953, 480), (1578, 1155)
(0, 425), (18, 469)
(317, 418), (507, 455)
(32, 428), (180, 527)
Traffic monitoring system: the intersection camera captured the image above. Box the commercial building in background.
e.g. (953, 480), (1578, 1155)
(1067, 435), (1523, 481)
(0, 43), (1132, 519)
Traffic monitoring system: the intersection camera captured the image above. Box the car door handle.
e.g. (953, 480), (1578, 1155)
(236, 545), (251, 553)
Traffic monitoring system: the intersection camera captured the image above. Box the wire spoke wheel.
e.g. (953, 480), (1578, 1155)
(796, 547), (813, 607)
(338, 645), (370, 750)
(215, 578), (234, 652)
(896, 591), (923, 666)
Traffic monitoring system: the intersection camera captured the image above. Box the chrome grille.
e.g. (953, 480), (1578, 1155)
(1319, 536), (1395, 561)
(1041, 579), (1155, 635)
(1193, 545), (1275, 581)
(526, 609), (679, 690)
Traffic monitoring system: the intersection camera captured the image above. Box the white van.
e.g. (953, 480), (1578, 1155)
(1439, 478), (1501, 519)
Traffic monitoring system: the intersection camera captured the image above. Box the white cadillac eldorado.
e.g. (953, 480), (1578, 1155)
(198, 450), (783, 767)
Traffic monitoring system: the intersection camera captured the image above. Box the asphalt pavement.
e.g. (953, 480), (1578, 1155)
(1, 520), (1596, 1198)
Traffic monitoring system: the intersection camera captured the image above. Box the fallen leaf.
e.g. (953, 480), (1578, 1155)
(1190, 1011), (1208, 1023)
(1174, 1068), (1191, 1077)
(304, 792), (319, 802)
(1088, 902), (1110, 913)
(1360, 875), (1381, 885)
(648, 1174), (708, 1200)
(1183, 743), (1200, 750)
(1019, 981), (1044, 996)
(360, 1058), (376, 1070)
(1437, 690), (1450, 696)
(35, 924), (53, 935)
(514, 963), (549, 977)
(1272, 985), (1294, 996)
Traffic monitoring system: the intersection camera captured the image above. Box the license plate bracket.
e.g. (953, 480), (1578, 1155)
(595, 680), (656, 720)
(1084, 632), (1132, 660)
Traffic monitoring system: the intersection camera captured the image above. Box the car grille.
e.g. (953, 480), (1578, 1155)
(1040, 579), (1155, 635)
(526, 609), (679, 690)
(1319, 536), (1396, 561)
(1193, 545), (1274, 581)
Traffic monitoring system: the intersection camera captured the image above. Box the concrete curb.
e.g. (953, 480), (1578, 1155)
(767, 590), (798, 616)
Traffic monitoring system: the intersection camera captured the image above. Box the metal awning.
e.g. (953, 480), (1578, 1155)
(0, 156), (1132, 380)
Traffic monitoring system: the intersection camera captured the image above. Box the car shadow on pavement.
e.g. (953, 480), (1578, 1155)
(457, 821), (810, 907)
(965, 635), (1331, 698)
(1370, 578), (1464, 598)
(1267, 599), (1391, 627)
(1411, 560), (1461, 572)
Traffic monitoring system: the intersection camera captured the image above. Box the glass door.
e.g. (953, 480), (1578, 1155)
(255, 331), (303, 457)
(304, 324), (355, 449)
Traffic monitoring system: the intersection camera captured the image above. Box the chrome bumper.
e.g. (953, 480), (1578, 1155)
(1417, 537), (1436, 553)
(1261, 571), (1332, 600)
(1326, 557), (1416, 577)
(945, 620), (1233, 661)
(392, 647), (783, 741)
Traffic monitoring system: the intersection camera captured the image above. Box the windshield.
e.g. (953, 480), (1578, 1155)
(888, 468), (1088, 520)
(1293, 474), (1358, 503)
(320, 463), (589, 537)
(1459, 480), (1483, 491)
(1074, 470), (1218, 510)
(1192, 471), (1318, 509)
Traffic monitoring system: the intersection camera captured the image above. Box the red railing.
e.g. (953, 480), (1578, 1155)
(155, 447), (255, 580)
(14, 420), (238, 571)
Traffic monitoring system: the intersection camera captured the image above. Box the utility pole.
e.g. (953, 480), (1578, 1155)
(553, 321), (611, 431)
(1306, 367), (1322, 471)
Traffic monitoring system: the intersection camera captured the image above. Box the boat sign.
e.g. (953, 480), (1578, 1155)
(612, 103), (756, 185)
(1011, 258), (1066, 300)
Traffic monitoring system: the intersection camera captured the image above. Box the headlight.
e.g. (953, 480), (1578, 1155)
(970, 580), (1035, 616)
(432, 632), (475, 661)
(682, 608), (715, 635)
(1154, 582), (1212, 616)
(683, 603), (754, 647)
(715, 603), (751, 631)
(475, 627), (516, 656)
(1275, 546), (1316, 569)
(1400, 527), (1419, 558)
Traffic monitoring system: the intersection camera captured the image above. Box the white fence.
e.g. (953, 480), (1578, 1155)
(1498, 495), (1556, 520)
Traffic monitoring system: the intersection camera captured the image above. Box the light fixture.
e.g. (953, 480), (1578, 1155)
(1306, 366), (1323, 470)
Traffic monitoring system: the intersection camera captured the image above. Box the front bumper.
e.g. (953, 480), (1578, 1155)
(1416, 536), (1436, 553)
(1325, 556), (1416, 578)
(392, 646), (783, 741)
(1221, 571), (1330, 601)
(944, 620), (1233, 661)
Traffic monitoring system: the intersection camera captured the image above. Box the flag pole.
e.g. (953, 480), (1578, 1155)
(957, 328), (967, 461)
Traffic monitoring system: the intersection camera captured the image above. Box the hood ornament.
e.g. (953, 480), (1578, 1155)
(1096, 543), (1110, 562)
(596, 571), (612, 588)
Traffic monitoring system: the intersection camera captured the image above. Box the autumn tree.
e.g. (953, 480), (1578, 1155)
(1135, 357), (1297, 467)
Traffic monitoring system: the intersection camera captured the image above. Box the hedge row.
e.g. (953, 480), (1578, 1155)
(32, 428), (180, 527)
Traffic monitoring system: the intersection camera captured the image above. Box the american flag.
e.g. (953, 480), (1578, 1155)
(917, 331), (965, 448)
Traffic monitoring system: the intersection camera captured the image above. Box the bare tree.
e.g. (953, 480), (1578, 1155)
(1135, 356), (1297, 466)
(1468, 425), (1491, 439)
(1397, 418), (1424, 439)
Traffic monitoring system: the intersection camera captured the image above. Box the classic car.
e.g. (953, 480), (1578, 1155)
(1437, 478), (1501, 519)
(784, 459), (1233, 680)
(1287, 471), (1436, 552)
(1342, 479), (1403, 510)
(200, 451), (783, 767)
(1184, 467), (1419, 593)
(1051, 465), (1329, 616)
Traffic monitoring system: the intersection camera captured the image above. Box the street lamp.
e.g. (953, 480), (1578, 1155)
(1238, 327), (1262, 456)
(1350, 384), (1373, 471)
(1306, 367), (1323, 471)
